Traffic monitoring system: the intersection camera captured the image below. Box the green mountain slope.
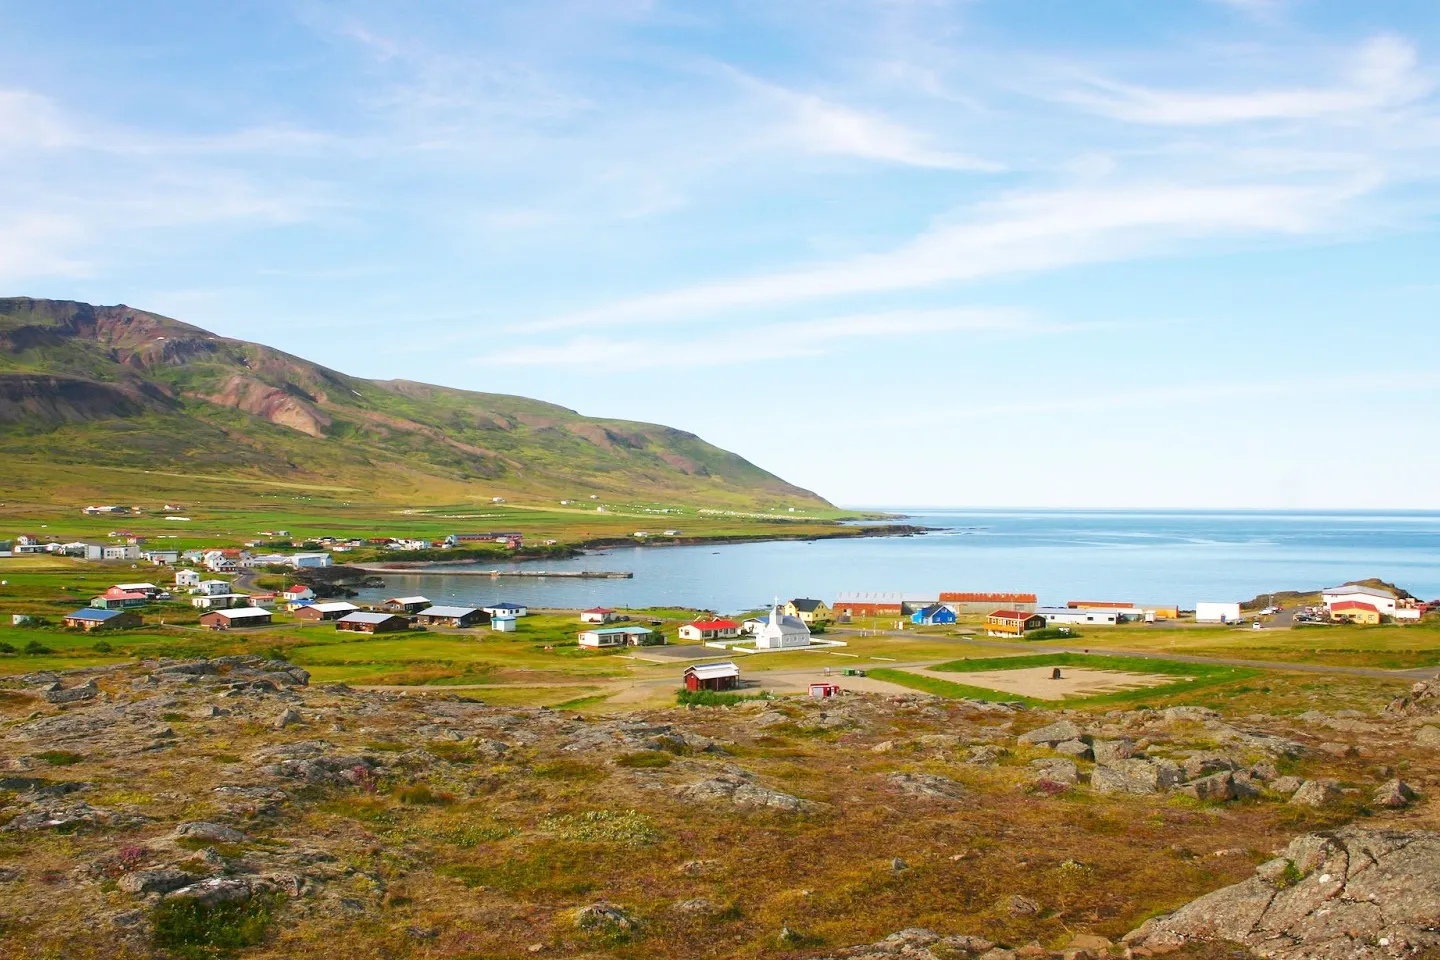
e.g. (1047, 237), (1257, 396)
(0, 298), (827, 508)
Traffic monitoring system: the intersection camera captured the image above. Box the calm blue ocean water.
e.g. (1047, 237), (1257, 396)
(351, 509), (1440, 615)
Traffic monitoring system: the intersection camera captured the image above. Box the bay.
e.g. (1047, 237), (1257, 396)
(350, 509), (1440, 614)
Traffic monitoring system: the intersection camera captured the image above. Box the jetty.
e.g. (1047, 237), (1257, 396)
(354, 564), (632, 579)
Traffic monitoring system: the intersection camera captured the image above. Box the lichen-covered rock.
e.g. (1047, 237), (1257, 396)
(815, 928), (997, 958)
(1372, 779), (1416, 809)
(1182, 752), (1239, 781)
(1415, 725), (1440, 749)
(117, 868), (193, 895)
(1124, 828), (1440, 959)
(1090, 739), (1136, 765)
(1176, 770), (1257, 802)
(1289, 779), (1342, 807)
(170, 821), (248, 844)
(1018, 720), (1085, 746)
(574, 901), (638, 931)
(1385, 677), (1440, 717)
(1029, 757), (1079, 785)
(1053, 739), (1093, 760)
(675, 774), (821, 813)
(1091, 758), (1181, 795)
(964, 745), (1007, 766)
(886, 772), (966, 801)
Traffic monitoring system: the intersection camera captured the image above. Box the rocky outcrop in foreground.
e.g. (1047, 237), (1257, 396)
(1124, 827), (1440, 959)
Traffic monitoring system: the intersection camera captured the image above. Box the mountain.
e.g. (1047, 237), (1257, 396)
(0, 298), (827, 508)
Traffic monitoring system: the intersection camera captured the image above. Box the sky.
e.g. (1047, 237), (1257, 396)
(2, 0), (1439, 510)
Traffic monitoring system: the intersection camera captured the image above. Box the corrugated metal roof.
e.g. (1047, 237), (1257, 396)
(67, 608), (121, 621)
(685, 661), (739, 679)
(339, 611), (402, 624)
(1322, 584), (1395, 600)
(583, 626), (653, 635)
(834, 591), (903, 603)
(212, 607), (271, 620)
(385, 596), (429, 605)
(310, 602), (358, 612)
(417, 605), (480, 617)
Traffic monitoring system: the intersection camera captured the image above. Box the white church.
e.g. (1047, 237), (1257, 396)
(752, 600), (812, 650)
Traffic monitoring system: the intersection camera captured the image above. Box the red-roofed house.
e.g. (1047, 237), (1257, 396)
(1330, 600), (1381, 625)
(678, 619), (740, 641)
(985, 609), (1047, 637)
(580, 607), (617, 624)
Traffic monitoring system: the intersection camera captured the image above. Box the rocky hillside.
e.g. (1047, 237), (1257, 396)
(0, 298), (826, 508)
(1, 660), (1436, 958)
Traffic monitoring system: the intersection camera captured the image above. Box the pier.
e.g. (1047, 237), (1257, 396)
(355, 565), (632, 579)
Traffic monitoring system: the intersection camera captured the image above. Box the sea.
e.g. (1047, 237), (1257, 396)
(350, 509), (1440, 615)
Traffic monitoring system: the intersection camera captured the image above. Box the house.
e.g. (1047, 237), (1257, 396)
(454, 532), (523, 548)
(1321, 584), (1399, 617)
(1195, 602), (1243, 624)
(684, 661), (740, 692)
(1068, 600), (1134, 610)
(580, 607), (617, 624)
(491, 615), (517, 632)
(174, 569), (202, 589)
(911, 603), (957, 626)
(292, 601), (360, 622)
(808, 682), (841, 698)
(578, 625), (657, 648)
(678, 619), (740, 641)
(1394, 599), (1425, 622)
(282, 584), (315, 603)
(113, 582), (161, 598)
(289, 552), (333, 569)
(740, 616), (767, 635)
(248, 593), (278, 608)
(752, 603), (811, 650)
(413, 606), (489, 628)
(986, 609), (1047, 637)
(82, 505), (129, 516)
(382, 596), (430, 614)
(939, 592), (1039, 614)
(196, 579), (232, 597)
(91, 589), (148, 610)
(142, 549), (180, 565)
(833, 591), (903, 617)
(1330, 600), (1381, 625)
(200, 607), (273, 629)
(784, 599), (832, 624)
(335, 612), (411, 634)
(63, 608), (140, 631)
(483, 602), (528, 618)
(191, 593), (248, 610)
(79, 542), (140, 561)
(1037, 606), (1124, 626)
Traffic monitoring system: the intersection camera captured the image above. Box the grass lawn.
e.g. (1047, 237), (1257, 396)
(1029, 620), (1440, 670)
(874, 653), (1261, 709)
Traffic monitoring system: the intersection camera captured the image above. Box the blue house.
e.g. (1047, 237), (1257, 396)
(911, 603), (957, 626)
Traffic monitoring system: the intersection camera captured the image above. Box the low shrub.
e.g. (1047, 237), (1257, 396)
(22, 640), (53, 656)
(0, 642), (14, 654)
(395, 783), (453, 806)
(36, 751), (83, 766)
(540, 809), (659, 846)
(533, 759), (605, 782)
(615, 751), (671, 769)
(91, 640), (113, 653)
(675, 689), (770, 707)
(151, 893), (278, 955)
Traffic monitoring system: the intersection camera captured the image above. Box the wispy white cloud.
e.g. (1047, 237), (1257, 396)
(534, 177), (1370, 330)
(489, 306), (1037, 367)
(1062, 34), (1430, 125)
(783, 88), (999, 171)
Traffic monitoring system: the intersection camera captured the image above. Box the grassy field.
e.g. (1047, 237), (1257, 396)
(1025, 619), (1440, 670)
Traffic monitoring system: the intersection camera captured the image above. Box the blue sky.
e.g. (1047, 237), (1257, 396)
(3, 0), (1438, 509)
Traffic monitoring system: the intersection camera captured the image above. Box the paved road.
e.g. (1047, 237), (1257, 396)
(830, 627), (1440, 682)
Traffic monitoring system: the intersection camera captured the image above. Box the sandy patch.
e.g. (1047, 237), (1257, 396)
(916, 665), (1183, 700)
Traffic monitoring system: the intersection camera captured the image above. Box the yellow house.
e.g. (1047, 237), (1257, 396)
(1330, 600), (1381, 625)
(785, 598), (832, 624)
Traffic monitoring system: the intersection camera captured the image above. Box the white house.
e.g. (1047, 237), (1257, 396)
(678, 619), (740, 641)
(175, 569), (202, 589)
(1038, 606), (1124, 626)
(81, 542), (139, 561)
(1195, 602), (1243, 624)
(191, 593), (248, 610)
(491, 615), (518, 632)
(578, 625), (655, 648)
(580, 607), (617, 624)
(752, 602), (811, 650)
(196, 579), (232, 597)
(290, 553), (332, 569)
(282, 584), (315, 602)
(142, 549), (180, 565)
(483, 602), (528, 618)
(1321, 584), (1398, 617)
